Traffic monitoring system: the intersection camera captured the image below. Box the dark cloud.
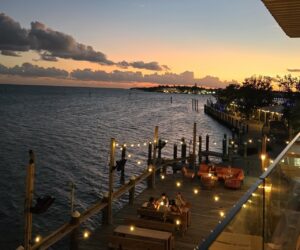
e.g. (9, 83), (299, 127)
(0, 63), (68, 78)
(117, 61), (170, 71)
(0, 13), (29, 51)
(70, 68), (232, 87)
(1, 50), (20, 57)
(0, 13), (169, 71)
(40, 52), (58, 62)
(287, 68), (300, 72)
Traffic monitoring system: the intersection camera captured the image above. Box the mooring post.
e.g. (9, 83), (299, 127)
(205, 134), (209, 163)
(128, 176), (136, 205)
(181, 138), (186, 165)
(70, 211), (80, 250)
(173, 144), (177, 159)
(147, 165), (156, 189)
(24, 150), (35, 250)
(70, 182), (75, 215)
(147, 142), (152, 165)
(101, 192), (109, 224)
(120, 145), (126, 183)
(158, 139), (162, 159)
(107, 138), (115, 225)
(192, 122), (197, 171)
(198, 136), (202, 164)
(222, 134), (227, 160)
(152, 126), (159, 162)
(243, 141), (248, 158)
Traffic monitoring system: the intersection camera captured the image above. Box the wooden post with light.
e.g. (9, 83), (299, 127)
(192, 122), (197, 172)
(24, 150), (35, 250)
(108, 138), (115, 224)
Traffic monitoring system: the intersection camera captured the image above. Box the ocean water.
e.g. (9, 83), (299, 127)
(0, 84), (230, 249)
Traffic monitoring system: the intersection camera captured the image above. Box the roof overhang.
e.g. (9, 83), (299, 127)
(262, 0), (300, 38)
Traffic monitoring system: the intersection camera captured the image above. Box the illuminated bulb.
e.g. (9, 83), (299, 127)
(281, 159), (285, 163)
(193, 188), (199, 194)
(128, 154), (131, 158)
(120, 148), (123, 151)
(149, 142), (152, 144)
(161, 174), (165, 180)
(286, 141), (289, 144)
(213, 142), (217, 145)
(180, 141), (183, 145)
(252, 193), (257, 197)
(231, 141), (234, 145)
(214, 196), (219, 202)
(137, 161), (141, 165)
(264, 168), (267, 171)
(143, 142), (147, 146)
(83, 230), (90, 239)
(130, 225), (135, 231)
(270, 159), (274, 164)
(261, 154), (266, 161)
(219, 211), (225, 217)
(165, 140), (168, 143)
(248, 199), (252, 203)
(243, 204), (247, 208)
(265, 184), (272, 193)
(154, 140), (157, 143)
(160, 201), (164, 206)
(176, 181), (181, 187)
(175, 219), (181, 225)
(248, 139), (253, 143)
(267, 138), (270, 142)
(116, 143), (119, 147)
(208, 173), (212, 177)
(137, 144), (140, 147)
(148, 167), (153, 172)
(197, 142), (200, 145)
(35, 236), (41, 243)
(124, 144), (127, 147)
(131, 144), (134, 147)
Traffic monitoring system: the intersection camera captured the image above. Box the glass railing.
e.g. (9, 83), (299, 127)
(199, 132), (300, 250)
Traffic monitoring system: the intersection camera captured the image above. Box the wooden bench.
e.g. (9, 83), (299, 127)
(137, 208), (189, 235)
(109, 225), (174, 250)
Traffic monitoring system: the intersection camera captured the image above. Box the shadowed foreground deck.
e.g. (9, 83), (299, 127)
(79, 173), (257, 250)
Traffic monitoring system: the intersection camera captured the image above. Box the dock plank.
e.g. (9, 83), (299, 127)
(79, 173), (256, 250)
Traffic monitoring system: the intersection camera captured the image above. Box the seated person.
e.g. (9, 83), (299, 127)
(169, 199), (181, 213)
(142, 196), (157, 210)
(157, 192), (169, 207)
(175, 192), (191, 209)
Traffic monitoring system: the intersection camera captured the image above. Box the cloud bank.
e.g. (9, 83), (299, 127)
(0, 63), (68, 78)
(287, 68), (300, 73)
(0, 63), (233, 87)
(0, 13), (168, 71)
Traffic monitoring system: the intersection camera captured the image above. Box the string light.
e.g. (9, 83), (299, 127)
(131, 144), (134, 147)
(193, 188), (199, 194)
(137, 144), (140, 147)
(261, 154), (266, 161)
(128, 154), (132, 158)
(161, 174), (165, 180)
(248, 139), (253, 143)
(176, 181), (181, 187)
(137, 161), (141, 165)
(124, 144), (127, 147)
(116, 143), (119, 147)
(83, 230), (90, 239)
(219, 211), (225, 217)
(35, 235), (41, 243)
(214, 195), (219, 202)
(243, 204), (247, 208)
(130, 225), (135, 231)
(175, 219), (181, 225)
(148, 166), (153, 172)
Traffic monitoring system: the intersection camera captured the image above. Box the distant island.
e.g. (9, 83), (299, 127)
(131, 84), (217, 95)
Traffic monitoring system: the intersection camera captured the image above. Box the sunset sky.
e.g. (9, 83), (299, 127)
(1, 0), (300, 88)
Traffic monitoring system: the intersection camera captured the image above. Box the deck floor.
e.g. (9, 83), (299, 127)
(79, 173), (257, 250)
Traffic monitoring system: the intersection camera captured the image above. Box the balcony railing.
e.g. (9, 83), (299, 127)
(199, 132), (300, 250)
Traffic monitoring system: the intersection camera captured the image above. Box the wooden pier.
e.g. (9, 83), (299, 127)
(79, 173), (256, 250)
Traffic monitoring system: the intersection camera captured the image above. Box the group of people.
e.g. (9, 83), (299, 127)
(142, 192), (190, 213)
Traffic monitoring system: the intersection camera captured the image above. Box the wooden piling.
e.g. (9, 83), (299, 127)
(128, 176), (136, 205)
(152, 126), (159, 161)
(147, 143), (152, 165)
(173, 144), (177, 159)
(70, 182), (75, 215)
(120, 145), (126, 183)
(198, 136), (202, 164)
(158, 139), (162, 159)
(181, 138), (186, 164)
(107, 138), (116, 225)
(24, 150), (35, 250)
(192, 122), (197, 170)
(70, 211), (80, 250)
(222, 134), (227, 160)
(101, 193), (109, 224)
(243, 141), (248, 158)
(205, 134), (209, 163)
(147, 165), (156, 189)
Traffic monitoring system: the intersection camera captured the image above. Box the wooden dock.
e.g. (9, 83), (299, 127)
(79, 173), (257, 250)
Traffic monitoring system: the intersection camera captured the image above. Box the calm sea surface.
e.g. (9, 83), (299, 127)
(0, 84), (230, 249)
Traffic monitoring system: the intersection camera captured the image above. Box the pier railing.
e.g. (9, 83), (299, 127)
(199, 132), (300, 250)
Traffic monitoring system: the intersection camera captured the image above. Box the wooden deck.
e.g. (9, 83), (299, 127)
(79, 172), (257, 250)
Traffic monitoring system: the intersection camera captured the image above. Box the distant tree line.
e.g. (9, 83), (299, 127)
(214, 75), (300, 134)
